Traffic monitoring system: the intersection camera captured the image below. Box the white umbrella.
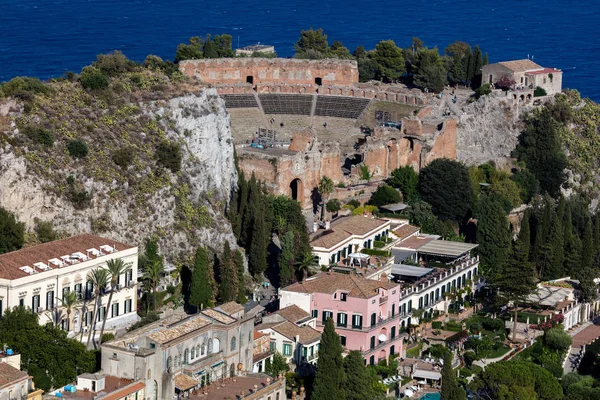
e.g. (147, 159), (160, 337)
(403, 389), (414, 397)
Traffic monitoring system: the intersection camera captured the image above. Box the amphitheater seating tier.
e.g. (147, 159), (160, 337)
(221, 94), (259, 108)
(314, 96), (371, 119)
(258, 94), (313, 115)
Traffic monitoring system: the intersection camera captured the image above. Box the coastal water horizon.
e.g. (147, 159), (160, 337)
(2, 0), (599, 101)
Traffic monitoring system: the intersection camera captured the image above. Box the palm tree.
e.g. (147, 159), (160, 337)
(143, 259), (165, 312)
(86, 268), (109, 347)
(98, 259), (131, 345)
(60, 290), (81, 333)
(295, 251), (318, 281)
(318, 176), (334, 221)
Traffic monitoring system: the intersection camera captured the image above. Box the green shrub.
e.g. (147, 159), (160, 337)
(374, 240), (386, 249)
(79, 66), (109, 90)
(544, 327), (572, 352)
(431, 321), (443, 329)
(101, 333), (115, 343)
(112, 148), (134, 169)
(474, 83), (492, 98)
(67, 139), (89, 158)
(445, 320), (462, 332)
(156, 140), (182, 173)
(0, 76), (50, 100)
(34, 218), (57, 243)
(69, 189), (91, 210)
(93, 51), (137, 77)
(368, 185), (401, 207)
(127, 313), (160, 332)
(21, 126), (54, 146)
(361, 248), (390, 257)
(346, 199), (361, 209)
(359, 164), (371, 181)
(534, 87), (547, 97)
(326, 199), (341, 213)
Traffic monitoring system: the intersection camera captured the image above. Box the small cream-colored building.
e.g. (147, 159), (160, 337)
(0, 358), (42, 400)
(0, 234), (139, 336)
(482, 59), (562, 95)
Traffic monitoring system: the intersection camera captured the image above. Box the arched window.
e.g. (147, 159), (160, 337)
(184, 349), (189, 364)
(197, 344), (201, 357)
(231, 337), (237, 351)
(208, 339), (213, 354)
(191, 346), (196, 359)
(213, 338), (221, 353)
(167, 356), (172, 372)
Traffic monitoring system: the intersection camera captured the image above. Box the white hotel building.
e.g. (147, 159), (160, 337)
(0, 234), (139, 335)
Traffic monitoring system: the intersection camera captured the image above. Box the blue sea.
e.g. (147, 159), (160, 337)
(1, 0), (599, 101)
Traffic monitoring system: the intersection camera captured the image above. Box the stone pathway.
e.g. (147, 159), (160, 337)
(564, 320), (600, 374)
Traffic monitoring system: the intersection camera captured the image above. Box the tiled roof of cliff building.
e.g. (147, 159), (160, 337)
(273, 305), (311, 324)
(271, 321), (321, 345)
(310, 216), (389, 249)
(393, 224), (420, 241)
(282, 271), (396, 298)
(0, 362), (28, 389)
(497, 59), (543, 72)
(0, 234), (133, 280)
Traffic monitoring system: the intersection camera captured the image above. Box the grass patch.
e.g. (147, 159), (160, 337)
(406, 342), (423, 358)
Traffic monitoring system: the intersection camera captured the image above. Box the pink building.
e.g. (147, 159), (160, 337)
(279, 272), (403, 365)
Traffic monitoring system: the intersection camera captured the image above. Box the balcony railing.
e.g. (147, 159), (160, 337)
(379, 296), (388, 305)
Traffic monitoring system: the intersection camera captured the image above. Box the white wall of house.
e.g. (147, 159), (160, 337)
(279, 291), (311, 312)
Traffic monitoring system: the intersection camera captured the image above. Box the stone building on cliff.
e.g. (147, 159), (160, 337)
(482, 59), (562, 95)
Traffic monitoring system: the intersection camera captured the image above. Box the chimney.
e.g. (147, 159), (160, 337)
(295, 335), (300, 343)
(325, 220), (331, 230)
(313, 222), (318, 233)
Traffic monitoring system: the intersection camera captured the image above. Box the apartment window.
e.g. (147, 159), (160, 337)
(424, 295), (428, 307)
(392, 304), (396, 317)
(19, 298), (24, 308)
(283, 344), (292, 356)
(390, 345), (395, 355)
(322, 310), (333, 324)
(124, 299), (132, 314)
(184, 349), (189, 364)
(370, 355), (375, 365)
(391, 326), (396, 339)
(46, 290), (55, 309)
(370, 313), (377, 327)
(62, 287), (70, 300)
(231, 337), (237, 351)
(340, 292), (347, 302)
(75, 283), (83, 299)
(418, 297), (423, 309)
(340, 336), (346, 346)
(270, 341), (276, 351)
(86, 281), (93, 300)
(97, 306), (106, 322)
(312, 310), (318, 319)
(111, 303), (119, 318)
(337, 313), (347, 328)
(370, 336), (375, 349)
(32, 295), (40, 312)
(352, 314), (363, 329)
(436, 288), (440, 301)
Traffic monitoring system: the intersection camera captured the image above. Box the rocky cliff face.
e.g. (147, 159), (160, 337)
(0, 88), (237, 260)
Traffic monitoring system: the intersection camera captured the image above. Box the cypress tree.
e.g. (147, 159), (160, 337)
(189, 247), (213, 310)
(581, 217), (594, 271)
(465, 48), (475, 86)
(441, 352), (465, 400)
(563, 203), (581, 276)
(234, 250), (247, 304)
(248, 183), (268, 277)
(471, 45), (483, 89)
(218, 241), (238, 303)
(278, 231), (296, 286)
(593, 215), (600, 258)
(483, 53), (489, 66)
(476, 194), (512, 277)
(343, 350), (374, 400)
(448, 53), (466, 85)
(545, 211), (564, 280)
(312, 318), (346, 400)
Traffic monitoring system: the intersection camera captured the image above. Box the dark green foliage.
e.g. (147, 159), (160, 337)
(79, 66), (109, 90)
(441, 352), (465, 400)
(203, 35), (218, 58)
(512, 108), (567, 197)
(144, 55), (179, 76)
(265, 352), (289, 376)
(138, 238), (161, 272)
(544, 327), (572, 352)
(22, 125), (54, 146)
(0, 307), (96, 391)
(534, 87), (548, 97)
(312, 318), (346, 400)
(278, 231), (295, 286)
(346, 199), (361, 209)
(511, 169), (540, 203)
(156, 140), (182, 173)
(234, 250), (247, 304)
(93, 51), (137, 77)
(248, 181), (269, 277)
(563, 374), (600, 400)
(357, 57), (379, 82)
(448, 53), (466, 85)
(175, 36), (203, 62)
(470, 45), (483, 88)
(34, 218), (57, 243)
(101, 333), (115, 343)
(189, 247), (213, 309)
(330, 40), (353, 59)
(474, 83), (492, 98)
(218, 241), (238, 303)
(389, 166), (419, 203)
(477, 194), (512, 275)
(344, 350), (375, 400)
(0, 207), (25, 254)
(212, 34), (234, 57)
(413, 47), (447, 93)
(407, 200), (441, 235)
(372, 40), (405, 82)
(353, 46), (367, 59)
(368, 185), (401, 207)
(419, 158), (473, 221)
(294, 28), (330, 59)
(471, 360), (562, 400)
(326, 199), (342, 213)
(0, 76), (50, 100)
(111, 147), (134, 169)
(67, 139), (89, 158)
(127, 312), (160, 331)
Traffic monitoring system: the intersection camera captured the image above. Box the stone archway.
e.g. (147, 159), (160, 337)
(289, 178), (303, 201)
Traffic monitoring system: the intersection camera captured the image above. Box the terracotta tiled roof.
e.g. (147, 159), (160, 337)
(99, 381), (145, 400)
(310, 216), (389, 249)
(216, 302), (244, 316)
(147, 316), (211, 344)
(275, 305), (310, 324)
(201, 309), (236, 324)
(174, 374), (198, 391)
(0, 362), (28, 389)
(498, 59), (543, 72)
(396, 235), (434, 250)
(0, 234), (133, 280)
(254, 331), (266, 340)
(393, 224), (420, 240)
(255, 322), (280, 331)
(525, 67), (561, 75)
(282, 272), (397, 299)
(271, 321), (321, 345)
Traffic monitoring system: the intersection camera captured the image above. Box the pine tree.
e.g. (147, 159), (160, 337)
(448, 53), (465, 85)
(203, 35), (218, 58)
(312, 318), (346, 400)
(343, 350), (374, 400)
(476, 195), (512, 277)
(483, 53), (489, 66)
(234, 250), (247, 304)
(441, 352), (465, 400)
(189, 247), (213, 310)
(218, 241), (238, 303)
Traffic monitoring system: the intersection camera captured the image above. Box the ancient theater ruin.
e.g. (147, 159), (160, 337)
(180, 58), (460, 209)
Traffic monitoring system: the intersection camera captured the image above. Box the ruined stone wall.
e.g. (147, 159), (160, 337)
(180, 58), (358, 86)
(424, 119), (457, 163)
